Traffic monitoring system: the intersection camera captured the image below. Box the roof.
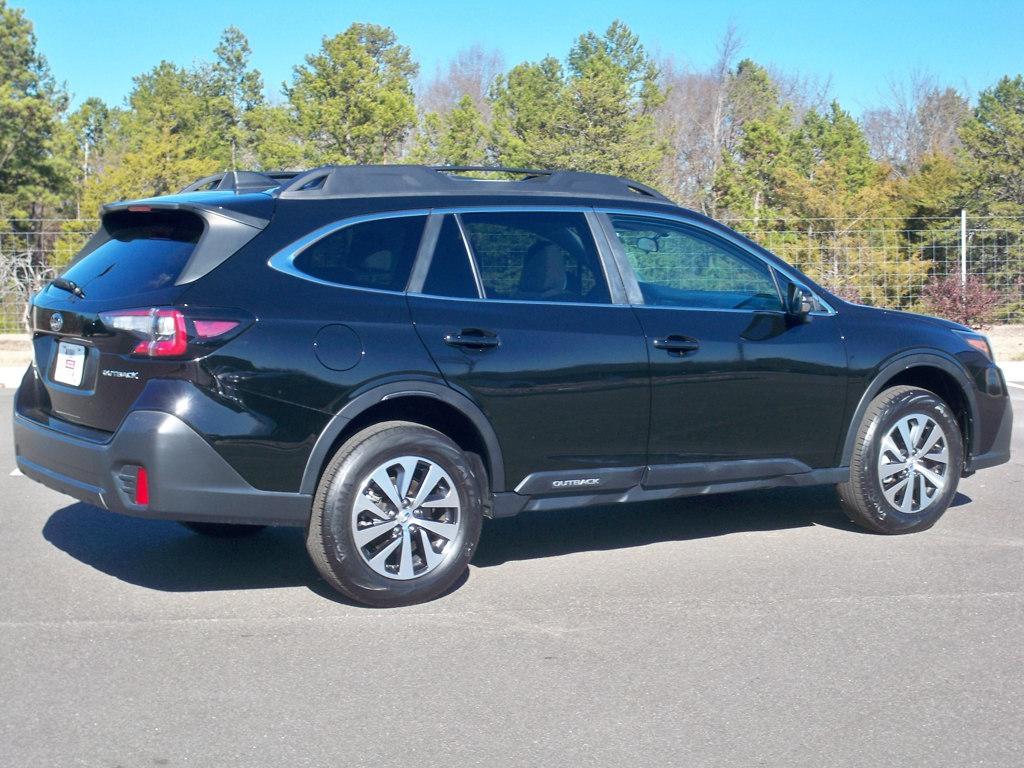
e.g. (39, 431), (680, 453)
(175, 165), (673, 203)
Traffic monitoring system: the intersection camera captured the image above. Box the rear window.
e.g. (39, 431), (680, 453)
(293, 215), (426, 291)
(460, 211), (610, 304)
(57, 210), (204, 300)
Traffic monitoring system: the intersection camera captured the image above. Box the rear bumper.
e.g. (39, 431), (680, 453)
(14, 408), (311, 526)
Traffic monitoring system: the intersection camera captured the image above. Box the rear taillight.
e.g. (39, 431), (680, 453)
(98, 307), (247, 358)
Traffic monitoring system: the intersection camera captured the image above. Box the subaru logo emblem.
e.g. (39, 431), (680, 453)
(49, 312), (63, 332)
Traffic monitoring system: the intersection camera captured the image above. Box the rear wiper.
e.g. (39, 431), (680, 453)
(50, 277), (85, 299)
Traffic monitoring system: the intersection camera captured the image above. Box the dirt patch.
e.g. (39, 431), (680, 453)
(0, 334), (31, 367)
(985, 325), (1024, 361)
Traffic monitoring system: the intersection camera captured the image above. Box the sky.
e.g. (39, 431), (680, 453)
(16, 0), (1024, 116)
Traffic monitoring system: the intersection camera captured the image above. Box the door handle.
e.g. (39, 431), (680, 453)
(653, 335), (700, 355)
(443, 329), (500, 350)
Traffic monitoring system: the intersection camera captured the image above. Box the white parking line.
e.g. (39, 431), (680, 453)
(9, 467), (22, 476)
(1007, 382), (1024, 390)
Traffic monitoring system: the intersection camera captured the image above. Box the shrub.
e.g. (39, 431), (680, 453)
(919, 274), (1003, 329)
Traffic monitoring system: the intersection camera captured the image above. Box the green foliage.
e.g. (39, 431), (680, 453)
(490, 21), (667, 183)
(0, 0), (70, 221)
(410, 95), (487, 166)
(202, 27), (266, 169)
(2, 2), (1024, 325)
(286, 23), (418, 165)
(959, 75), (1024, 220)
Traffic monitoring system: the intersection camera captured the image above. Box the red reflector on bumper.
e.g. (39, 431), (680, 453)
(135, 466), (149, 505)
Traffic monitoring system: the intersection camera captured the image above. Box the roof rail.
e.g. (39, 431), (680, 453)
(179, 170), (300, 194)
(432, 165), (553, 178)
(275, 164), (671, 202)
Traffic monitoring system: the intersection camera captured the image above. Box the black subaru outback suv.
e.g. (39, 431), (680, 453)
(14, 165), (1013, 606)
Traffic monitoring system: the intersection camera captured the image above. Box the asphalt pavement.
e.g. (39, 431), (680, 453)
(1, 388), (1022, 767)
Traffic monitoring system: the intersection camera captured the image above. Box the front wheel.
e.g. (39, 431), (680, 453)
(838, 385), (963, 534)
(306, 421), (484, 607)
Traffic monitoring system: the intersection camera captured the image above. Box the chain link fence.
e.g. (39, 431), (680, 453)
(1, 214), (1022, 332)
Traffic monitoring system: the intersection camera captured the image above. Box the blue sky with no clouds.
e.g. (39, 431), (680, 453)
(16, 0), (1024, 114)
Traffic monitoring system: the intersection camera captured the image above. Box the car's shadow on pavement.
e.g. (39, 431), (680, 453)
(42, 486), (973, 595)
(43, 502), (320, 592)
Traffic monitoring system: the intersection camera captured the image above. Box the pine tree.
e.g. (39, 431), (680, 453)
(286, 24), (418, 165)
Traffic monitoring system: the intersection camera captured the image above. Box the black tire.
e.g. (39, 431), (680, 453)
(837, 385), (963, 534)
(179, 521), (267, 537)
(306, 421), (484, 607)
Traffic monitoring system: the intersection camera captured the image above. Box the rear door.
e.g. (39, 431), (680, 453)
(598, 211), (848, 476)
(407, 209), (650, 493)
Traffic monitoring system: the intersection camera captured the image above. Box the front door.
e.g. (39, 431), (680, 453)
(407, 210), (650, 493)
(599, 212), (848, 479)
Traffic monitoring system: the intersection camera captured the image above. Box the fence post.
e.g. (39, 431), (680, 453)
(960, 208), (968, 285)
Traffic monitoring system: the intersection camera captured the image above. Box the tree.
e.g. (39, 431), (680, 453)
(712, 60), (797, 225)
(959, 75), (1024, 218)
(862, 75), (969, 177)
(410, 95), (487, 166)
(0, 0), (70, 221)
(60, 97), (120, 219)
(286, 24), (418, 165)
(490, 21), (666, 183)
(202, 27), (265, 169)
(419, 45), (503, 120)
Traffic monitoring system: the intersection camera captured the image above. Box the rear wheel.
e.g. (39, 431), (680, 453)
(306, 421), (484, 607)
(179, 521), (266, 537)
(838, 385), (963, 534)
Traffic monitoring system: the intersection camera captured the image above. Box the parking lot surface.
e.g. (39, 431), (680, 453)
(1, 388), (1022, 767)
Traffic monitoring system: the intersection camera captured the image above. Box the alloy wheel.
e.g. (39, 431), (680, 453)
(350, 455), (462, 580)
(877, 413), (950, 514)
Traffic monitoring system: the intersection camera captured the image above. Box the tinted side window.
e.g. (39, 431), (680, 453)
(422, 216), (479, 298)
(460, 211), (610, 304)
(293, 215), (426, 291)
(610, 215), (783, 311)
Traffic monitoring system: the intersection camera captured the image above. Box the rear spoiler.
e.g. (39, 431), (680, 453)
(73, 200), (272, 285)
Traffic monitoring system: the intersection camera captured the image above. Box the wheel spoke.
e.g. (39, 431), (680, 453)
(918, 425), (944, 456)
(881, 435), (905, 461)
(410, 463), (446, 509)
(354, 520), (398, 548)
(355, 494), (391, 522)
(879, 460), (908, 480)
(415, 517), (459, 542)
(370, 467), (405, 512)
(419, 528), (443, 569)
(420, 485), (458, 509)
(395, 458), (420, 500)
(900, 472), (916, 512)
(367, 536), (401, 569)
(916, 463), (945, 489)
(397, 526), (414, 579)
(883, 475), (910, 506)
(897, 420), (916, 454)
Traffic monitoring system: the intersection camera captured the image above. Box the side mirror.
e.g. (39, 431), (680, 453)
(786, 282), (815, 320)
(635, 236), (659, 253)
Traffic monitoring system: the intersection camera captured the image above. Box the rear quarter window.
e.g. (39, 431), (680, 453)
(292, 215), (426, 291)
